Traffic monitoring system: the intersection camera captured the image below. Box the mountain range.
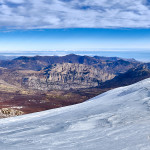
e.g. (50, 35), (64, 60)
(0, 54), (149, 118)
(0, 54), (142, 90)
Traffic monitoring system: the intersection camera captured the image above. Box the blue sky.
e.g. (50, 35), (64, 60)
(0, 28), (150, 51)
(0, 0), (150, 51)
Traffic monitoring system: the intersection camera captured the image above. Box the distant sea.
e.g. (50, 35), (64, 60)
(0, 50), (149, 62)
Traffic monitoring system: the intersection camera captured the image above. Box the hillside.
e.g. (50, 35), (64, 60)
(101, 63), (150, 88)
(0, 78), (150, 149)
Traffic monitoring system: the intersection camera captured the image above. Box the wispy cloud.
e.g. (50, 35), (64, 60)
(0, 0), (150, 29)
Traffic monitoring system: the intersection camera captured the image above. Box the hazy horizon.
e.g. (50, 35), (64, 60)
(0, 50), (149, 62)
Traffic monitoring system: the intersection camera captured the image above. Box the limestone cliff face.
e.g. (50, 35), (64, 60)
(23, 63), (115, 90)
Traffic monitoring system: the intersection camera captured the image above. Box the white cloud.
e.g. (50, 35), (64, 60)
(0, 0), (150, 29)
(6, 0), (25, 4)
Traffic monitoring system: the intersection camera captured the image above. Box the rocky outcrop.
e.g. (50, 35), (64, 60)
(23, 63), (115, 90)
(0, 108), (24, 118)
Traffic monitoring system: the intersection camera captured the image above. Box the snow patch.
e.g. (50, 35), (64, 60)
(0, 78), (150, 150)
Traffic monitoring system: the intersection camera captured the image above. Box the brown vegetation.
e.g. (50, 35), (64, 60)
(0, 88), (110, 117)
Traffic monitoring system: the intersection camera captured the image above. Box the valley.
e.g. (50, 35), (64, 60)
(0, 54), (149, 118)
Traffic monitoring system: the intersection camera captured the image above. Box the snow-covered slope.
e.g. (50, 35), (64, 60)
(0, 78), (150, 150)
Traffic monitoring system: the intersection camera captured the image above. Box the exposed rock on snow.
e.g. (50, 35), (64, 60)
(0, 108), (24, 118)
